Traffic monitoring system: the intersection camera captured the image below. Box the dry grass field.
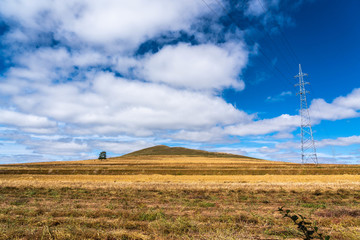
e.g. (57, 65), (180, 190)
(1, 146), (359, 239)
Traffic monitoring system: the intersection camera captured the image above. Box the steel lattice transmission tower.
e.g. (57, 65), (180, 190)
(295, 64), (318, 164)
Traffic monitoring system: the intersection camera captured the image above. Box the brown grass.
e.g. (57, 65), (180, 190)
(1, 155), (359, 176)
(0, 155), (360, 239)
(0, 182), (359, 239)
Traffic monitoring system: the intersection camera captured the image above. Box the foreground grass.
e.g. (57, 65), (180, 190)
(1, 154), (360, 239)
(0, 180), (360, 239)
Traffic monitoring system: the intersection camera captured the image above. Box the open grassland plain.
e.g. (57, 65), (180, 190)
(1, 154), (360, 239)
(1, 155), (360, 175)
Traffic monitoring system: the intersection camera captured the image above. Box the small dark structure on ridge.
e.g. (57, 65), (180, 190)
(98, 151), (107, 160)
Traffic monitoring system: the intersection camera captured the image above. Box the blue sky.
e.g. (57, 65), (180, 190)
(0, 0), (359, 164)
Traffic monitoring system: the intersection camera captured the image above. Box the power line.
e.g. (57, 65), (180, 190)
(276, 24), (301, 66)
(255, 0), (297, 75)
(200, 0), (218, 16)
(255, 0), (301, 66)
(209, 0), (294, 87)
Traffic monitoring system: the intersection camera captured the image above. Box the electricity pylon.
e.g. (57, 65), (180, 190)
(295, 64), (318, 164)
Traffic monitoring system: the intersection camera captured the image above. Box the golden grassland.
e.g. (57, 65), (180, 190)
(1, 174), (360, 186)
(1, 154), (360, 239)
(1, 155), (360, 175)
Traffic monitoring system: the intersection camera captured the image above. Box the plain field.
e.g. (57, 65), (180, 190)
(0, 153), (359, 239)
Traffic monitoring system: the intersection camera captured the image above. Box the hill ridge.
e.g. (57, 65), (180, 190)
(122, 145), (256, 159)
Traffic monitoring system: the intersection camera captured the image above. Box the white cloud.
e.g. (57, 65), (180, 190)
(0, 0), (252, 143)
(0, 109), (56, 132)
(277, 135), (360, 149)
(309, 99), (359, 121)
(276, 141), (299, 149)
(225, 114), (299, 136)
(91, 140), (154, 155)
(280, 91), (292, 96)
(246, 0), (267, 17)
(169, 127), (227, 143)
(0, 0), (205, 50)
(266, 90), (292, 102)
(68, 0), (203, 46)
(141, 43), (248, 90)
(0, 47), (110, 96)
(332, 88), (360, 110)
(308, 88), (360, 122)
(8, 72), (251, 136)
(24, 139), (90, 156)
(12, 48), (71, 82)
(316, 135), (360, 148)
(272, 132), (294, 139)
(258, 146), (278, 154)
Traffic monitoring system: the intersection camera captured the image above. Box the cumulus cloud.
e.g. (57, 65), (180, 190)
(169, 127), (228, 143)
(246, 0), (267, 16)
(309, 88), (360, 121)
(316, 135), (360, 148)
(91, 140), (154, 155)
(0, 0), (252, 143)
(277, 135), (360, 150)
(0, 109), (57, 133)
(332, 88), (360, 109)
(141, 43), (248, 90)
(258, 146), (278, 154)
(225, 114), (299, 136)
(68, 0), (204, 46)
(0, 0), (205, 50)
(23, 139), (90, 156)
(309, 99), (359, 121)
(8, 72), (251, 136)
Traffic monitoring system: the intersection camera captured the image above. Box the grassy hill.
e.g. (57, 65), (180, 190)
(122, 145), (257, 159)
